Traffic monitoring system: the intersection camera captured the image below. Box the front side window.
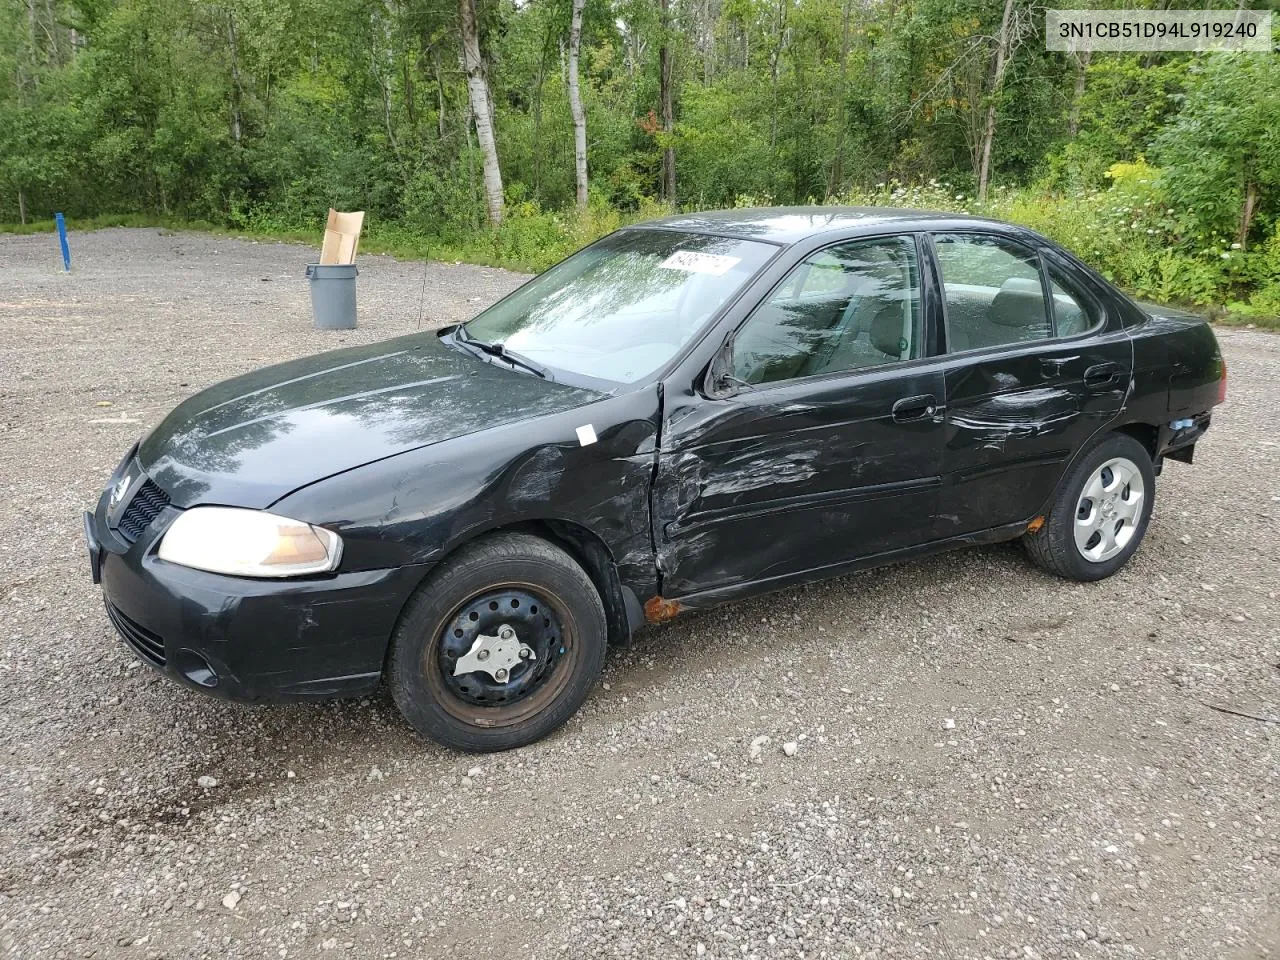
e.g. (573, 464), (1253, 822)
(463, 230), (775, 384)
(934, 234), (1051, 352)
(731, 236), (922, 386)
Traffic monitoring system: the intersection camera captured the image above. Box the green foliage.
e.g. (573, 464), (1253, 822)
(828, 161), (1278, 322)
(1, 0), (1278, 323)
(1154, 54), (1280, 250)
(1044, 56), (1185, 189)
(1224, 231), (1280, 328)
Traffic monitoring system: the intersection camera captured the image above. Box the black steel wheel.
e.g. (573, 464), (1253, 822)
(437, 587), (568, 709)
(388, 532), (606, 752)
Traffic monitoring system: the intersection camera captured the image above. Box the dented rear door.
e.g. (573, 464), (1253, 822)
(932, 236), (1133, 536)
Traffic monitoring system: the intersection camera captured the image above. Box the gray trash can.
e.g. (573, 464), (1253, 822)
(305, 262), (358, 330)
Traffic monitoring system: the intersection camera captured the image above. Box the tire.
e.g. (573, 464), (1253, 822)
(1023, 432), (1155, 582)
(388, 532), (607, 752)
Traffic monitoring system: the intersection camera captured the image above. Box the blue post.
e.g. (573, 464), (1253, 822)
(55, 212), (71, 272)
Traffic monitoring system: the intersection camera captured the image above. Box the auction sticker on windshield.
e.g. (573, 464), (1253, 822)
(659, 251), (742, 275)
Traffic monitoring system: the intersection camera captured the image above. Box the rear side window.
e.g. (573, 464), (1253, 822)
(934, 234), (1051, 353)
(1047, 262), (1100, 336)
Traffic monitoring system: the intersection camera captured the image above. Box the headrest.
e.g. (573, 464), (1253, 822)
(869, 300), (906, 358)
(989, 286), (1049, 330)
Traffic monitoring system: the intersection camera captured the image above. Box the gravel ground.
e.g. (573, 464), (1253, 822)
(1, 227), (1277, 960)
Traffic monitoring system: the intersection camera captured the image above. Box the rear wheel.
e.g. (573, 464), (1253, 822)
(1023, 433), (1155, 582)
(388, 532), (606, 752)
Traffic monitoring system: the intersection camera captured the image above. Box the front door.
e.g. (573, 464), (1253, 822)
(931, 233), (1133, 536)
(654, 234), (947, 598)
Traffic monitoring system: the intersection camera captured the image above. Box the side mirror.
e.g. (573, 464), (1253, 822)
(704, 336), (740, 399)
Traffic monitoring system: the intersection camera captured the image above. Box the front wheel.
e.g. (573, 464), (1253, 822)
(388, 532), (607, 752)
(1023, 432), (1156, 582)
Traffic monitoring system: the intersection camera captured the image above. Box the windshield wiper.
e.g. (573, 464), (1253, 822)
(454, 325), (552, 380)
(496, 346), (553, 380)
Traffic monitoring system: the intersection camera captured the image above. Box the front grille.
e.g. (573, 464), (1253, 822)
(106, 602), (167, 667)
(117, 479), (170, 543)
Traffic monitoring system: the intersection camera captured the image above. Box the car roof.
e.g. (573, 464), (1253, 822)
(637, 206), (1021, 245)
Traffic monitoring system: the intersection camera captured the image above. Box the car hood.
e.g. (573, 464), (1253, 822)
(139, 332), (603, 509)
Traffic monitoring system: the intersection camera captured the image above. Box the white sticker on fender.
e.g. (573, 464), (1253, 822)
(658, 251), (741, 276)
(576, 424), (597, 446)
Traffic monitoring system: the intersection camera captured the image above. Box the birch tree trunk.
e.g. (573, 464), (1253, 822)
(25, 0), (39, 89)
(701, 0), (715, 84)
(568, 0), (588, 211)
(431, 47), (447, 140)
(826, 0), (852, 198)
(227, 12), (243, 144)
(658, 0), (676, 203)
(459, 0), (504, 228)
(1238, 178), (1258, 250)
(42, 0), (60, 65)
(1067, 48), (1091, 138)
(375, 60), (405, 177)
(976, 0), (1015, 201)
(766, 0), (786, 150)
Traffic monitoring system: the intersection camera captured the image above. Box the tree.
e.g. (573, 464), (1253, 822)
(1066, 49), (1091, 139)
(1155, 54), (1280, 251)
(657, 0), (675, 202)
(825, 0), (853, 198)
(2, 0), (1277, 326)
(568, 0), (588, 210)
(1046, 55), (1185, 188)
(459, 0), (504, 227)
(976, 0), (1015, 201)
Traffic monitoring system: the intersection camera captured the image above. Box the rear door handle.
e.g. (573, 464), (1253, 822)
(1040, 356), (1076, 376)
(1084, 362), (1121, 387)
(892, 394), (938, 422)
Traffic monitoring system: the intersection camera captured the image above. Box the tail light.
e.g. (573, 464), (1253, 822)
(1215, 356), (1227, 406)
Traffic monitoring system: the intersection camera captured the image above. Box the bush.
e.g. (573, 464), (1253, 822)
(829, 165), (1279, 314)
(7, 172), (1276, 322)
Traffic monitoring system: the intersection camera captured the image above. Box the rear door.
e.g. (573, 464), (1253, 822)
(931, 233), (1133, 536)
(654, 234), (947, 598)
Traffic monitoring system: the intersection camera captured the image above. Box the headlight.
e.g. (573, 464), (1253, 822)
(158, 507), (342, 578)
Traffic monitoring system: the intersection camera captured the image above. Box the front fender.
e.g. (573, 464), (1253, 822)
(271, 389), (662, 596)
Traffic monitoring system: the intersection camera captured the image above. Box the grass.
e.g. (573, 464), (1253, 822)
(4, 205), (1277, 330)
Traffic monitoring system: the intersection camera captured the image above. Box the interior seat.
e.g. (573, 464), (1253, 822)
(960, 282), (1051, 350)
(736, 298), (846, 383)
(985, 286), (1051, 343)
(1054, 294), (1089, 336)
(868, 299), (909, 359)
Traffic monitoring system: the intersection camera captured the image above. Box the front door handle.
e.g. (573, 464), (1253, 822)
(892, 394), (938, 422)
(1084, 362), (1121, 387)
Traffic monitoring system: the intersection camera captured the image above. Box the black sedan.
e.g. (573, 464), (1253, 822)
(86, 207), (1226, 751)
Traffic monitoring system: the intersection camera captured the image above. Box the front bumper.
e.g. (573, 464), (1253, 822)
(86, 481), (431, 703)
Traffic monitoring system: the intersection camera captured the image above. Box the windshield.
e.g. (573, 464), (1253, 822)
(462, 230), (776, 384)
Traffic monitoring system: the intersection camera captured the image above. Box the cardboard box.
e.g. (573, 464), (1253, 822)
(320, 209), (365, 265)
